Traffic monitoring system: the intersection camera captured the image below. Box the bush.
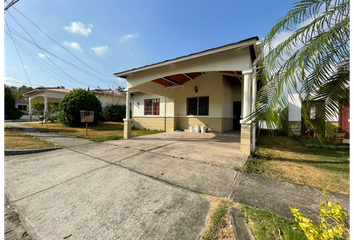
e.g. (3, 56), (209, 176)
(102, 104), (127, 122)
(5, 86), (23, 120)
(290, 190), (349, 240)
(58, 88), (102, 127)
(46, 116), (57, 123)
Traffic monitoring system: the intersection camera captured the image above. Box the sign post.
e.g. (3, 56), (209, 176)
(80, 110), (95, 136)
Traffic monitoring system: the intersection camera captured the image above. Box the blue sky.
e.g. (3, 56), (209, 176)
(4, 0), (295, 90)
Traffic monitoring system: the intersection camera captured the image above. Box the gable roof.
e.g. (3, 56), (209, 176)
(90, 89), (122, 96)
(23, 87), (71, 96)
(114, 36), (259, 78)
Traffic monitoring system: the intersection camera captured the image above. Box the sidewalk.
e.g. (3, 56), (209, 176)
(4, 122), (350, 238)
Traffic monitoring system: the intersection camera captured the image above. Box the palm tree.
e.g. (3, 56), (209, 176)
(249, 0), (350, 139)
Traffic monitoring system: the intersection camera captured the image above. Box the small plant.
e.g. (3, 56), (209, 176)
(242, 157), (267, 174)
(290, 190), (349, 240)
(331, 135), (344, 140)
(334, 127), (345, 133)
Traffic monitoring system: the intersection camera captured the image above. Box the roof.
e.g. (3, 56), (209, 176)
(23, 87), (71, 95)
(90, 89), (122, 96)
(114, 36), (259, 78)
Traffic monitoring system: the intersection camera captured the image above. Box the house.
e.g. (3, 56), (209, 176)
(89, 89), (126, 109)
(15, 98), (28, 114)
(281, 93), (350, 140)
(23, 87), (71, 121)
(114, 37), (263, 155)
(23, 87), (129, 121)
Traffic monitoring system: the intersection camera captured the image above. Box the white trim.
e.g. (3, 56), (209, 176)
(114, 39), (258, 77)
(242, 69), (253, 75)
(133, 116), (174, 118)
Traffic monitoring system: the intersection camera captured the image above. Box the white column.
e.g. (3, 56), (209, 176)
(124, 88), (132, 139)
(125, 88), (131, 120)
(44, 96), (48, 118)
(242, 70), (253, 121)
(29, 97), (33, 121)
(251, 73), (257, 153)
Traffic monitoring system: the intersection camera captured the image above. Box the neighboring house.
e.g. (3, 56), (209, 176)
(89, 89), (126, 109)
(15, 98), (28, 114)
(23, 87), (129, 121)
(23, 87), (71, 120)
(114, 36), (263, 155)
(281, 93), (350, 139)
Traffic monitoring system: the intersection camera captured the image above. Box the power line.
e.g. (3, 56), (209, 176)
(12, 6), (120, 87)
(5, 19), (32, 87)
(7, 11), (96, 88)
(4, 0), (19, 12)
(6, 21), (120, 87)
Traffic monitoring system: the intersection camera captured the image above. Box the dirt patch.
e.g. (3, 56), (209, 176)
(199, 195), (242, 240)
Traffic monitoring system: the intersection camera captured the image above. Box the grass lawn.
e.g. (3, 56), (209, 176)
(243, 205), (307, 240)
(199, 195), (308, 240)
(5, 127), (57, 149)
(29, 122), (163, 142)
(241, 132), (349, 195)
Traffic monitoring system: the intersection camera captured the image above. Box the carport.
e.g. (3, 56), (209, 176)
(114, 37), (263, 155)
(23, 87), (70, 120)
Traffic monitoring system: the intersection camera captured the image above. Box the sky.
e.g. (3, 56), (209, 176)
(4, 0), (295, 91)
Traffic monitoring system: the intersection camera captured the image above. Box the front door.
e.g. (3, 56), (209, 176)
(233, 101), (241, 131)
(339, 104), (350, 139)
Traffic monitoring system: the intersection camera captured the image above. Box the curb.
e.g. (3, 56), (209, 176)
(5, 147), (62, 156)
(230, 207), (255, 240)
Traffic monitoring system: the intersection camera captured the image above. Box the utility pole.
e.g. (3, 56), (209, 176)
(4, 0), (20, 12)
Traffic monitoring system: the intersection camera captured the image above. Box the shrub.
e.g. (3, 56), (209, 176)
(290, 190), (349, 240)
(58, 88), (102, 127)
(46, 116), (57, 123)
(5, 86), (23, 120)
(102, 104), (126, 122)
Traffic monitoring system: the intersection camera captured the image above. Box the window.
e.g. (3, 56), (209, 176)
(144, 99), (160, 115)
(187, 96), (209, 116)
(18, 105), (27, 111)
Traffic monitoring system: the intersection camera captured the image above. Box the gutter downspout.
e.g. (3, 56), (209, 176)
(251, 40), (264, 154)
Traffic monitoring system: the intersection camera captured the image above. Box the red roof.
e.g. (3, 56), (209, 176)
(90, 89), (121, 95)
(23, 87), (71, 95)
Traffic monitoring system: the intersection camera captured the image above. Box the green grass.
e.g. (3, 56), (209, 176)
(243, 205), (307, 240)
(5, 211), (21, 226)
(205, 203), (228, 240)
(29, 122), (164, 142)
(242, 132), (350, 194)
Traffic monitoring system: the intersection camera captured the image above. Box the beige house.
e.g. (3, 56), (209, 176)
(90, 89), (126, 109)
(114, 37), (263, 155)
(23, 87), (71, 120)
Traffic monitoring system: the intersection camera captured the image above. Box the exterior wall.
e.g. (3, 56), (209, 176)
(176, 117), (222, 132)
(126, 47), (253, 88)
(289, 94), (302, 121)
(240, 124), (251, 155)
(94, 94), (125, 109)
(133, 117), (165, 131)
(132, 92), (174, 117)
(222, 118), (233, 132)
(222, 76), (233, 118)
(174, 74), (223, 117)
(280, 108), (289, 135)
(288, 121), (302, 136)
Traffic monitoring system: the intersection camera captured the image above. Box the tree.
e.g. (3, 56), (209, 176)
(5, 86), (23, 120)
(250, 0), (349, 139)
(58, 88), (102, 127)
(31, 101), (60, 116)
(115, 86), (125, 92)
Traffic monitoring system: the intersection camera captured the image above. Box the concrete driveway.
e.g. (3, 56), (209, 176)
(5, 128), (349, 239)
(5, 131), (243, 239)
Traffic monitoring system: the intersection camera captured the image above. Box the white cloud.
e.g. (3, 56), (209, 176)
(38, 53), (49, 59)
(62, 41), (83, 52)
(120, 34), (138, 43)
(64, 22), (92, 36)
(91, 45), (109, 55)
(5, 77), (24, 86)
